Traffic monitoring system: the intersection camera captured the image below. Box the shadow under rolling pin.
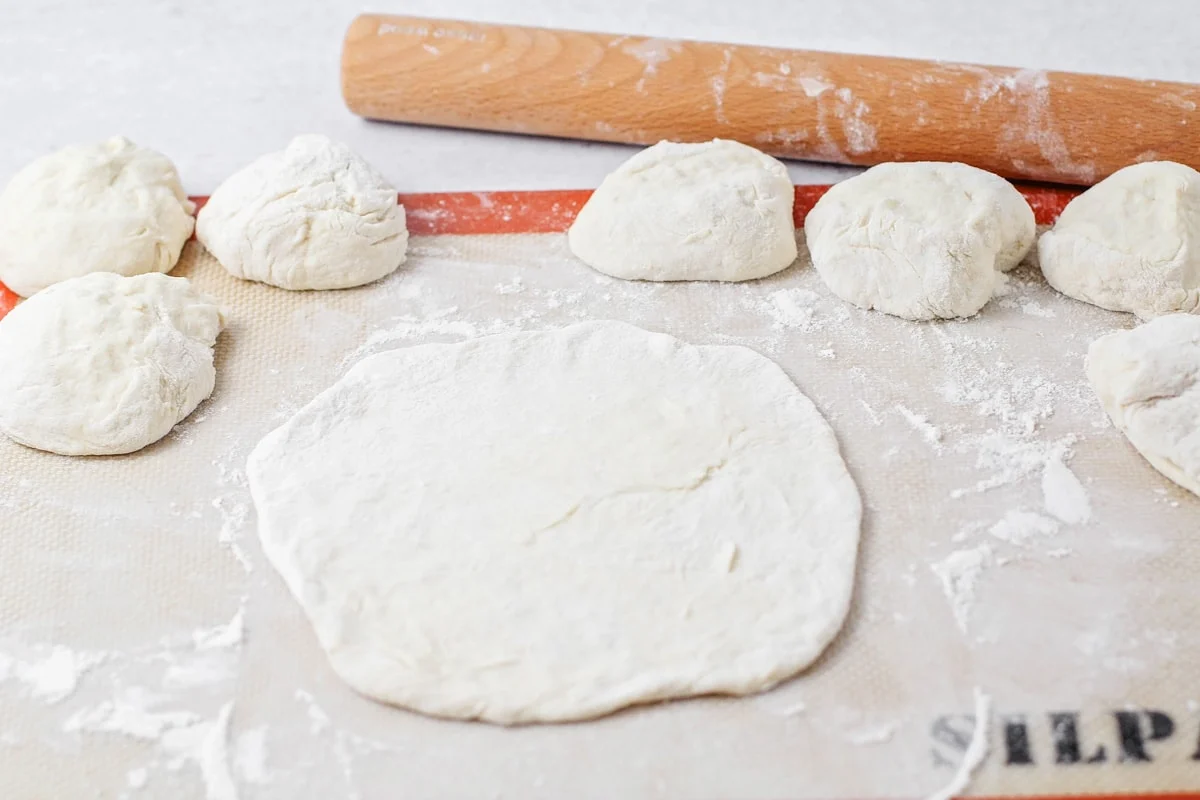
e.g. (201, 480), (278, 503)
(341, 13), (1200, 187)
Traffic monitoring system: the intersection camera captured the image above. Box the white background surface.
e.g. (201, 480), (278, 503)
(2, 3), (1200, 797)
(2, 0), (1199, 193)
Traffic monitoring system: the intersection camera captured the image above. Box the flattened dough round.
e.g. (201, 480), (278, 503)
(248, 321), (862, 724)
(1039, 161), (1200, 319)
(567, 140), (798, 282)
(0, 272), (225, 456)
(1087, 314), (1200, 497)
(197, 134), (407, 291)
(804, 162), (1035, 320)
(0, 137), (195, 297)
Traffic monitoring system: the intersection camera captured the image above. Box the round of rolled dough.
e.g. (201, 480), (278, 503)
(0, 137), (195, 297)
(1039, 161), (1200, 319)
(567, 139), (798, 282)
(0, 272), (224, 456)
(804, 162), (1035, 320)
(1087, 314), (1200, 497)
(248, 321), (862, 724)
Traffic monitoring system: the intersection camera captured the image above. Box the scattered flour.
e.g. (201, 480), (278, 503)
(212, 495), (252, 572)
(844, 720), (900, 745)
(199, 702), (238, 800)
(1019, 299), (1056, 318)
(777, 701), (808, 717)
(931, 545), (993, 633)
(997, 294), (1057, 318)
(212, 461), (253, 573)
(859, 400), (883, 426)
(752, 691), (808, 717)
(896, 404), (944, 451)
(235, 727), (271, 785)
(494, 276), (525, 295)
(987, 509), (1060, 547)
(293, 689), (396, 800)
(64, 687), (203, 740)
(30, 601), (251, 797)
(356, 310), (494, 351)
(194, 607), (245, 651)
(926, 688), (992, 800)
(0, 229), (1145, 796)
(347, 285), (567, 363)
(1041, 455), (1092, 524)
(163, 653), (239, 691)
(0, 643), (107, 704)
(754, 286), (852, 334)
(950, 430), (1078, 498)
(1072, 614), (1169, 675)
(127, 767), (149, 789)
(761, 288), (822, 329)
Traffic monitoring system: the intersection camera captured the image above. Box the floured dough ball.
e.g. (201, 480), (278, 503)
(0, 137), (195, 297)
(249, 321), (861, 724)
(567, 139), (797, 282)
(0, 272), (225, 456)
(805, 162), (1035, 320)
(1087, 314), (1200, 497)
(1039, 161), (1200, 319)
(197, 135), (407, 291)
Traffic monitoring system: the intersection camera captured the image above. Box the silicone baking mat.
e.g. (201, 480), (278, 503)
(1, 185), (1198, 799)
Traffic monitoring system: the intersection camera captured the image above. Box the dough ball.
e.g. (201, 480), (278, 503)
(0, 137), (195, 297)
(804, 162), (1036, 320)
(0, 272), (225, 456)
(567, 139), (798, 282)
(1039, 161), (1200, 319)
(1087, 314), (1200, 497)
(197, 135), (407, 291)
(248, 321), (861, 724)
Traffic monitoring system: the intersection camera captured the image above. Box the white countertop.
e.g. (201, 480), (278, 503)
(2, 0), (1198, 194)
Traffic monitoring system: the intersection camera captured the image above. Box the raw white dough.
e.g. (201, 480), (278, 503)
(1087, 314), (1200, 497)
(0, 137), (195, 297)
(804, 162), (1036, 320)
(567, 140), (798, 282)
(0, 272), (225, 456)
(197, 134), (407, 291)
(248, 321), (862, 724)
(1039, 161), (1200, 319)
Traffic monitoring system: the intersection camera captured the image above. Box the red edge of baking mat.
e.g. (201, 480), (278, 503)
(0, 183), (1077, 321)
(974, 796), (1200, 800)
(386, 182), (1077, 236)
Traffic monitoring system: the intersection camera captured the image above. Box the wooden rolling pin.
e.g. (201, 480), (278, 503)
(342, 14), (1200, 186)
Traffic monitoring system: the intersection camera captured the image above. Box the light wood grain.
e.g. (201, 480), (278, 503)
(342, 14), (1200, 186)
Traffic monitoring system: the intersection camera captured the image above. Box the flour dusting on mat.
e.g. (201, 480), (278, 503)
(3, 599), (252, 797)
(235, 726), (271, 785)
(844, 720), (900, 745)
(926, 688), (993, 800)
(0, 226), (1191, 797)
(987, 509), (1060, 547)
(1041, 455), (1092, 524)
(896, 404), (944, 451)
(757, 287), (850, 331)
(0, 643), (107, 705)
(931, 545), (993, 633)
(199, 703), (238, 800)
